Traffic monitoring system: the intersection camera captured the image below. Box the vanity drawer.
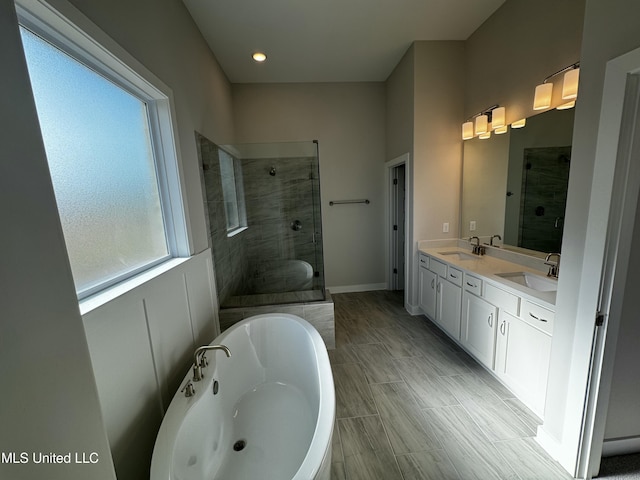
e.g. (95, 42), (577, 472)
(464, 273), (482, 296)
(484, 283), (519, 316)
(446, 266), (463, 286)
(521, 299), (554, 335)
(429, 258), (448, 278)
(419, 253), (429, 268)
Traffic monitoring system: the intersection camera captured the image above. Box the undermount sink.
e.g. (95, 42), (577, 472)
(438, 251), (478, 261)
(496, 271), (557, 292)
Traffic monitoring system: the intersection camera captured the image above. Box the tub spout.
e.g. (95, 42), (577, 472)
(193, 344), (231, 382)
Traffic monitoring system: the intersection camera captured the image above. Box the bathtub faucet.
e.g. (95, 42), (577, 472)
(192, 344), (231, 382)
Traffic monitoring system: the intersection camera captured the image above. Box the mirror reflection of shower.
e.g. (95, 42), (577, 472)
(198, 135), (325, 309)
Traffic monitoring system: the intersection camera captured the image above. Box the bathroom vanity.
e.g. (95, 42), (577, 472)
(418, 246), (557, 417)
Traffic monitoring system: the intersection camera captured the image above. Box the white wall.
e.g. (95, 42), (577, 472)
(231, 83), (387, 291)
(83, 251), (217, 479)
(0, 1), (115, 478)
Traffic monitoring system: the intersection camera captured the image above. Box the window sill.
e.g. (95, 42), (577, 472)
(227, 226), (248, 238)
(79, 257), (190, 316)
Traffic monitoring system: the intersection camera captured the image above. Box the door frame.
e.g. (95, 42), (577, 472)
(385, 153), (411, 307)
(576, 48), (640, 478)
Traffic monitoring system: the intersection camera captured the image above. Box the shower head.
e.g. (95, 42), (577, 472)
(269, 167), (276, 176)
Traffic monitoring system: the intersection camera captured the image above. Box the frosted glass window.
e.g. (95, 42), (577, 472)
(20, 27), (169, 296)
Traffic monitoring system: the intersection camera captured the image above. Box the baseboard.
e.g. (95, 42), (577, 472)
(326, 283), (387, 294)
(602, 436), (640, 457)
(535, 426), (576, 476)
(406, 303), (422, 316)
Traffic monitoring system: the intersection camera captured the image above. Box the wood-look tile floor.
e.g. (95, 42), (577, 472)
(329, 290), (573, 480)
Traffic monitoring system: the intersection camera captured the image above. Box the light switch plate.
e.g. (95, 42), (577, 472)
(470, 220), (476, 231)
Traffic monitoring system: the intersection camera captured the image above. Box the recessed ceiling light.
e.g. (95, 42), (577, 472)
(252, 52), (267, 63)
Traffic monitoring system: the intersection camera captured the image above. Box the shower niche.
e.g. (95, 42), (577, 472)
(197, 135), (333, 347)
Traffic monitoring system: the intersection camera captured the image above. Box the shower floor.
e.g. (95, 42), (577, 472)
(222, 289), (325, 308)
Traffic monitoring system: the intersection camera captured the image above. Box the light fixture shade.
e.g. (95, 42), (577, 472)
(562, 68), (580, 100)
(511, 118), (526, 129)
(494, 125), (508, 134)
(533, 82), (553, 110)
(479, 131), (491, 139)
(491, 107), (506, 129)
(462, 122), (474, 140)
(557, 100), (576, 110)
(475, 115), (488, 135)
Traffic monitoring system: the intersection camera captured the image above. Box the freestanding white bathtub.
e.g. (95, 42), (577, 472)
(151, 313), (335, 480)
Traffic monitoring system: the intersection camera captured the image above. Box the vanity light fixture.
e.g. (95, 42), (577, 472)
(491, 107), (506, 129)
(533, 62), (580, 110)
(252, 52), (267, 62)
(475, 115), (489, 135)
(462, 122), (474, 140)
(562, 67), (580, 99)
(479, 130), (492, 139)
(461, 104), (500, 140)
(511, 118), (526, 128)
(557, 100), (576, 110)
(494, 125), (509, 134)
(533, 82), (553, 110)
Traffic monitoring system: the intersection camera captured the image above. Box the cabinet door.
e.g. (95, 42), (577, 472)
(495, 311), (552, 416)
(437, 279), (462, 340)
(419, 266), (437, 320)
(461, 291), (498, 369)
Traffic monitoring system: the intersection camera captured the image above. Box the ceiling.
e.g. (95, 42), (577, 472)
(182, 0), (506, 84)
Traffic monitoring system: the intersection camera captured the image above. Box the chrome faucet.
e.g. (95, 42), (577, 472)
(469, 236), (485, 255)
(490, 234), (502, 246)
(192, 344), (231, 382)
(545, 253), (561, 278)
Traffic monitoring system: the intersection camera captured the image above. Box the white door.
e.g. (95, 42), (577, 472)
(576, 56), (640, 478)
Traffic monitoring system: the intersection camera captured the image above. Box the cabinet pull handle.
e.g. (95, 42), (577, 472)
(437, 282), (441, 293)
(431, 279), (435, 289)
(450, 273), (457, 279)
(500, 321), (506, 335)
(488, 313), (493, 327)
(529, 312), (548, 322)
(466, 281), (477, 288)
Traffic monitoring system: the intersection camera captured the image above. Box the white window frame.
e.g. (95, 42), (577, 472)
(16, 0), (191, 300)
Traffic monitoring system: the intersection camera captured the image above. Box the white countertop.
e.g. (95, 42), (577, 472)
(419, 246), (557, 308)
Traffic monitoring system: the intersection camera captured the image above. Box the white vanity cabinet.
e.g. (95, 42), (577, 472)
(418, 254), (437, 319)
(417, 250), (556, 417)
(418, 254), (461, 340)
(437, 270), (462, 339)
(461, 279), (498, 369)
(495, 310), (552, 415)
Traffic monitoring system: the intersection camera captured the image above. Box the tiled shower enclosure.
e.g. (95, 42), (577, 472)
(197, 135), (334, 348)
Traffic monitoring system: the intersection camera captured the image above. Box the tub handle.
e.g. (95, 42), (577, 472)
(181, 381), (195, 398)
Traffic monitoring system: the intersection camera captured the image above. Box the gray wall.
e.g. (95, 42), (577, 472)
(232, 83), (387, 291)
(385, 41), (465, 309)
(0, 1), (115, 478)
(465, 0), (585, 122)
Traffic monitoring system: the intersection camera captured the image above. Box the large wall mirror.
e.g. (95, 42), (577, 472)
(461, 107), (575, 255)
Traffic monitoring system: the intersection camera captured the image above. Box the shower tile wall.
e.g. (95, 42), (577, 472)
(518, 146), (571, 253)
(197, 134), (248, 306)
(241, 156), (323, 292)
